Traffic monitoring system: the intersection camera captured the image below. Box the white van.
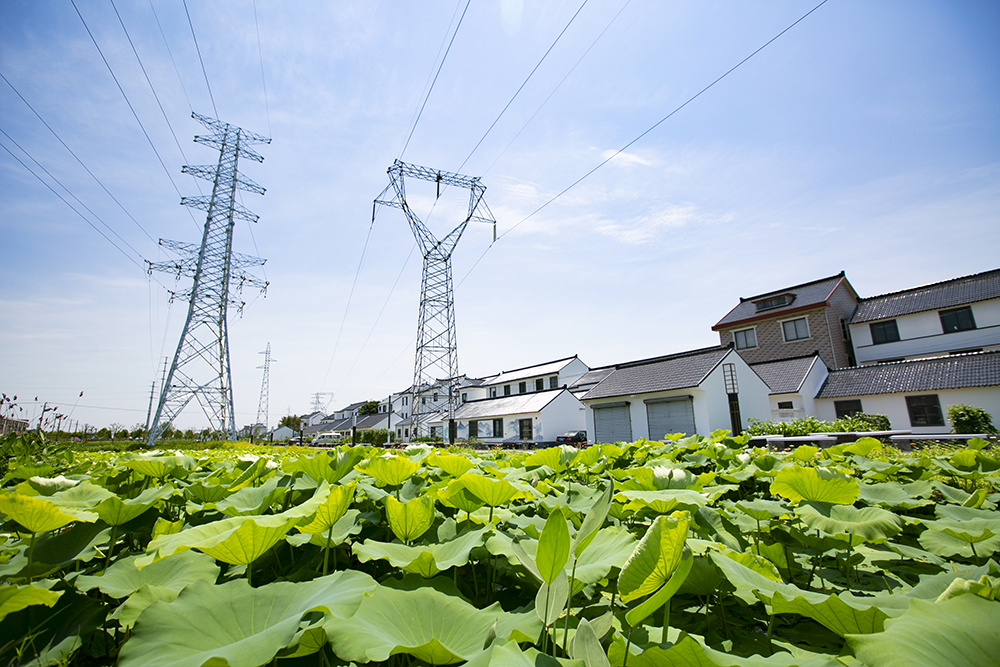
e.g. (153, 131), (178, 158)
(312, 432), (340, 447)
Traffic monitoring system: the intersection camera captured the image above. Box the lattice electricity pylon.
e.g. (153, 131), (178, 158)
(254, 343), (274, 440)
(146, 112), (270, 446)
(375, 159), (494, 436)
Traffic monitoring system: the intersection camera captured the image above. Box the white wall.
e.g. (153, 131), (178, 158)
(852, 298), (1000, 364)
(700, 351), (773, 432)
(560, 358), (590, 388)
(815, 386), (1000, 432)
(537, 390), (587, 441)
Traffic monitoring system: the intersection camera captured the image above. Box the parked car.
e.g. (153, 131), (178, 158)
(556, 430), (587, 444)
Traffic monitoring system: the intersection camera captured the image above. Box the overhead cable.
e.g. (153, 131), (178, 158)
(456, 0), (589, 173)
(469, 0), (832, 274)
(182, 0), (218, 118)
(0, 70), (157, 244)
(398, 0), (472, 159)
(70, 0), (202, 232)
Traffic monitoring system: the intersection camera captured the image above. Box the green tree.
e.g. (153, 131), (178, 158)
(358, 401), (380, 416)
(279, 415), (302, 431)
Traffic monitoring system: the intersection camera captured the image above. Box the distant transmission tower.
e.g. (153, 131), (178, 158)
(254, 343), (274, 440)
(147, 113), (270, 446)
(375, 160), (494, 437)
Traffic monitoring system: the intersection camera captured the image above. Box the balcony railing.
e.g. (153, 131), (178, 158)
(771, 409), (805, 422)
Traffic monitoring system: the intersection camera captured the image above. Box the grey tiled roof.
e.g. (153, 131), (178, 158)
(485, 356), (580, 386)
(452, 389), (565, 420)
(583, 346), (730, 401)
(713, 272), (849, 329)
(750, 354), (821, 394)
(816, 351), (1000, 398)
(851, 268), (1000, 324)
(571, 367), (615, 389)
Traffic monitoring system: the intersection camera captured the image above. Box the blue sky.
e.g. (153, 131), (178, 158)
(1, 0), (998, 431)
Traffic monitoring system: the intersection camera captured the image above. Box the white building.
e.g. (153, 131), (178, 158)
(749, 353), (829, 421)
(849, 269), (1000, 365)
(581, 346), (772, 443)
(814, 351), (1000, 432)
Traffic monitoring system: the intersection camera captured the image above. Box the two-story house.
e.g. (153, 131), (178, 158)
(712, 272), (860, 370)
(848, 269), (1000, 365)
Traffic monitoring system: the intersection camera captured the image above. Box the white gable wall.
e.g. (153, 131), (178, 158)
(700, 351), (773, 433)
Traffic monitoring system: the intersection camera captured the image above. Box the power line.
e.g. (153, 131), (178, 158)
(456, 0), (589, 173)
(321, 210), (380, 388)
(147, 0), (193, 112)
(398, 0), (472, 159)
(70, 0), (201, 232)
(182, 0), (218, 118)
(481, 0), (633, 178)
(334, 243), (418, 396)
(0, 136), (146, 272)
(253, 0), (271, 138)
(463, 0), (832, 278)
(110, 0), (191, 166)
(0, 70), (157, 244)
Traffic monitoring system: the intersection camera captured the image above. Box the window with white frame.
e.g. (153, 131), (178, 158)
(733, 328), (757, 350)
(781, 317), (810, 342)
(549, 375), (559, 389)
(535, 378), (544, 391)
(490, 387), (497, 398)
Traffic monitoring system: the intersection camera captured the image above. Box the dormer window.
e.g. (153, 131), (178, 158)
(754, 294), (794, 312)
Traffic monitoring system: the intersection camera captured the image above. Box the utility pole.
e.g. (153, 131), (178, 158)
(374, 160), (494, 438)
(146, 113), (270, 447)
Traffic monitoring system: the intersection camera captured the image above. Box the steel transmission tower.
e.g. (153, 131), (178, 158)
(147, 113), (270, 446)
(254, 343), (274, 440)
(375, 160), (494, 437)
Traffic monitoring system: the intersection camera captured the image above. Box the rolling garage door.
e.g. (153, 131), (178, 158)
(645, 396), (695, 439)
(594, 402), (632, 444)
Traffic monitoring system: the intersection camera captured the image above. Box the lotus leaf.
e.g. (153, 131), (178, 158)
(0, 491), (97, 533)
(615, 489), (708, 514)
(574, 482), (614, 558)
(0, 583), (62, 622)
(857, 482), (932, 509)
(770, 466), (859, 504)
(427, 451), (475, 477)
(846, 595), (1000, 667)
(438, 479), (487, 514)
(0, 521), (110, 579)
(95, 484), (175, 525)
(360, 455), (420, 487)
(918, 522), (1000, 558)
(461, 473), (518, 507)
(228, 456), (274, 491)
(325, 584), (520, 664)
(118, 570), (376, 667)
(572, 526), (637, 586)
(77, 550), (220, 598)
(297, 482), (356, 534)
(353, 527), (488, 577)
(535, 571), (570, 625)
(537, 508), (571, 585)
(709, 552), (899, 636)
(137, 513), (301, 567)
(466, 640), (585, 667)
(287, 508), (363, 547)
(385, 494), (435, 543)
(795, 502), (902, 541)
(211, 477), (285, 516)
(125, 455), (196, 479)
(618, 511), (690, 603)
(609, 629), (844, 667)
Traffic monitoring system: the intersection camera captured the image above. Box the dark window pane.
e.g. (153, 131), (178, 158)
(940, 307), (976, 333)
(835, 400), (863, 418)
(870, 320), (900, 345)
(906, 395), (944, 427)
(777, 401), (794, 410)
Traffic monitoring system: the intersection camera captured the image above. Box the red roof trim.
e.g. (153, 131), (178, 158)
(711, 302), (830, 331)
